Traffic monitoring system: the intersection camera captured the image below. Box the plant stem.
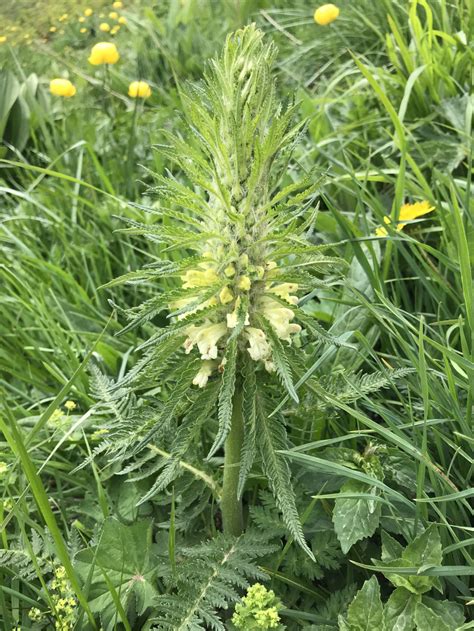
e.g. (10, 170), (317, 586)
(221, 389), (244, 536)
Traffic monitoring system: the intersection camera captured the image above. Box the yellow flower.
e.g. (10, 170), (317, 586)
(113, 1), (123, 8)
(111, 25), (120, 35)
(0, 36), (7, 44)
(84, 8), (93, 16)
(0, 462), (8, 476)
(128, 81), (153, 100)
(58, 13), (69, 22)
(376, 200), (435, 237)
(49, 26), (57, 33)
(314, 3), (340, 25)
(78, 16), (85, 23)
(267, 283), (299, 305)
(219, 286), (234, 304)
(50, 78), (77, 98)
(181, 267), (217, 288)
(224, 264), (236, 278)
(260, 297), (301, 341)
(80, 28), (87, 33)
(118, 16), (127, 24)
(109, 11), (119, 19)
(237, 275), (251, 291)
(88, 42), (120, 65)
(64, 400), (76, 411)
(99, 22), (111, 32)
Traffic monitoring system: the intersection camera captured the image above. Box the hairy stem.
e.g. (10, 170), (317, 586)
(221, 390), (244, 536)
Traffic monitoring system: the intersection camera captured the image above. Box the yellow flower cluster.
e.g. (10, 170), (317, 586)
(49, 566), (77, 631)
(376, 200), (435, 237)
(177, 248), (302, 387)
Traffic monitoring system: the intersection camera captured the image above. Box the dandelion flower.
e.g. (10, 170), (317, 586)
(50, 78), (76, 98)
(314, 4), (340, 25)
(88, 41), (120, 65)
(376, 200), (435, 237)
(99, 22), (111, 32)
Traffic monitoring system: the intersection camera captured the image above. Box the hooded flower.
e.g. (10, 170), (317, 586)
(260, 297), (301, 341)
(245, 327), (272, 362)
(184, 322), (227, 360)
(192, 361), (216, 388)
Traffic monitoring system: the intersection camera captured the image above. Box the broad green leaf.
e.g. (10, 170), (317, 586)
(382, 531), (404, 562)
(402, 524), (442, 568)
(414, 602), (451, 631)
(383, 587), (418, 631)
(333, 480), (381, 553)
(344, 576), (384, 630)
(76, 518), (159, 631)
(422, 597), (465, 629)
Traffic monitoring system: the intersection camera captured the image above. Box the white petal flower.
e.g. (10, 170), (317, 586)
(192, 361), (216, 387)
(245, 327), (272, 361)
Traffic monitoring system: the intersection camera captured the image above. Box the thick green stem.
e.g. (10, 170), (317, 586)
(221, 390), (244, 536)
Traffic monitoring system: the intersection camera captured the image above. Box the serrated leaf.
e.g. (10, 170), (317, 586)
(414, 602), (451, 631)
(333, 480), (381, 553)
(422, 597), (465, 629)
(207, 339), (237, 459)
(383, 587), (418, 631)
(345, 576), (384, 630)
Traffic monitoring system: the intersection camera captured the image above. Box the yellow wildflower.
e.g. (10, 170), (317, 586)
(84, 8), (93, 16)
(109, 11), (119, 19)
(0, 462), (8, 476)
(376, 200), (435, 237)
(111, 25), (120, 35)
(118, 16), (127, 24)
(0, 36), (7, 43)
(128, 80), (152, 98)
(64, 400), (76, 411)
(181, 267), (218, 288)
(260, 297), (301, 341)
(49, 26), (57, 33)
(184, 322), (227, 360)
(88, 42), (120, 65)
(58, 13), (68, 22)
(78, 16), (85, 23)
(99, 22), (111, 32)
(224, 264), (236, 277)
(50, 79), (76, 98)
(113, 1), (123, 8)
(80, 28), (87, 33)
(314, 4), (340, 25)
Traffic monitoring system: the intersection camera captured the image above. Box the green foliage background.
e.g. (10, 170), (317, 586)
(0, 0), (473, 629)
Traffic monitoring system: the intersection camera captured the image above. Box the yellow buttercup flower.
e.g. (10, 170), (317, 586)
(128, 80), (152, 98)
(99, 22), (111, 32)
(58, 13), (69, 22)
(84, 8), (93, 17)
(111, 25), (120, 35)
(109, 11), (119, 19)
(376, 200), (435, 237)
(113, 1), (123, 8)
(50, 78), (76, 98)
(118, 16), (127, 25)
(80, 28), (88, 34)
(314, 3), (340, 25)
(0, 36), (7, 44)
(88, 42), (120, 65)
(50, 26), (57, 32)
(78, 16), (85, 23)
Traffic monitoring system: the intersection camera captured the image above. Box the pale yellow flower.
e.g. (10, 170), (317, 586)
(237, 275), (251, 291)
(99, 22), (111, 32)
(118, 16), (127, 24)
(109, 11), (119, 19)
(219, 286), (234, 305)
(84, 8), (93, 17)
(192, 361), (216, 388)
(64, 400), (76, 411)
(181, 268), (218, 288)
(260, 297), (301, 341)
(184, 322), (227, 360)
(113, 1), (123, 7)
(0, 36), (8, 44)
